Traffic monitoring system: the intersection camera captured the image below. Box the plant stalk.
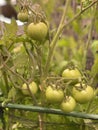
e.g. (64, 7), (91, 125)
(44, 0), (70, 77)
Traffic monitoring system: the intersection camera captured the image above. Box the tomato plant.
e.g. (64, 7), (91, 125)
(27, 22), (48, 41)
(72, 83), (94, 104)
(45, 85), (64, 103)
(60, 96), (76, 113)
(0, 0), (98, 130)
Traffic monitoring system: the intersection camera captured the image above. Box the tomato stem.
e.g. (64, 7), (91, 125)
(44, 0), (70, 77)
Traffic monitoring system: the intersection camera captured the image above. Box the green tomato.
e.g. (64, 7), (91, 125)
(91, 40), (98, 55)
(45, 86), (64, 103)
(62, 68), (81, 79)
(72, 83), (94, 104)
(27, 22), (48, 41)
(22, 81), (38, 95)
(61, 96), (76, 113)
(17, 12), (28, 22)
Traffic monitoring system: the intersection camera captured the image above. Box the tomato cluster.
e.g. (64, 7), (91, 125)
(45, 85), (76, 113)
(44, 68), (94, 113)
(17, 7), (48, 42)
(17, 4), (95, 114)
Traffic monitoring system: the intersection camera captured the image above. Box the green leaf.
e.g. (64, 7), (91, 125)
(57, 38), (69, 47)
(1, 19), (18, 47)
(4, 18), (17, 36)
(8, 87), (17, 100)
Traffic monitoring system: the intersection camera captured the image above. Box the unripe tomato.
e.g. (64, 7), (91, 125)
(72, 83), (94, 104)
(61, 96), (76, 113)
(45, 86), (64, 103)
(91, 40), (98, 55)
(27, 22), (48, 41)
(62, 68), (81, 79)
(22, 81), (38, 95)
(17, 12), (28, 22)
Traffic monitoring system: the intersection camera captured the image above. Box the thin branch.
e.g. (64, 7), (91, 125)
(4, 64), (27, 83)
(23, 42), (36, 71)
(3, 64), (37, 105)
(62, 0), (98, 29)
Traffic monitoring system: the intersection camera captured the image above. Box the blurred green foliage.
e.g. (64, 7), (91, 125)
(0, 0), (98, 130)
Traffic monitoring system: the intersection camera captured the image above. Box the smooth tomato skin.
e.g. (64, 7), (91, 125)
(62, 68), (81, 79)
(45, 86), (64, 103)
(72, 83), (94, 104)
(22, 81), (38, 95)
(27, 22), (48, 41)
(61, 96), (76, 113)
(17, 12), (28, 22)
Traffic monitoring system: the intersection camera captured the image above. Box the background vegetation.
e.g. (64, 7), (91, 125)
(0, 0), (98, 130)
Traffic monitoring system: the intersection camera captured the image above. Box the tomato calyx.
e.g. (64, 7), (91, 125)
(49, 84), (63, 91)
(63, 96), (72, 102)
(74, 82), (88, 91)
